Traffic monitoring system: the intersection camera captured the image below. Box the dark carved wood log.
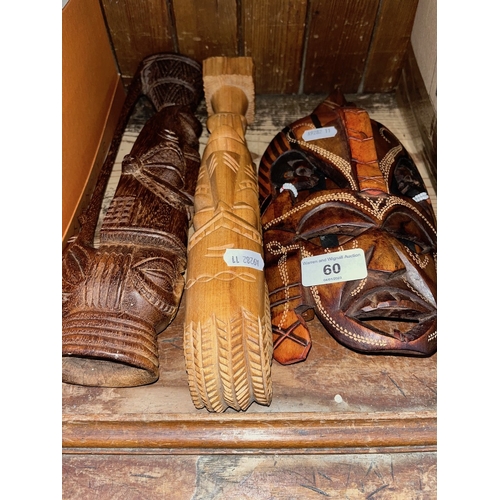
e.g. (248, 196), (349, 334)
(62, 54), (203, 387)
(258, 90), (437, 364)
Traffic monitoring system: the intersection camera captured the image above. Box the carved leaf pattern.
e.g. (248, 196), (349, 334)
(184, 305), (272, 412)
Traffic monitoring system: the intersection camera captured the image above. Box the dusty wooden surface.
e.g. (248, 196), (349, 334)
(63, 452), (437, 499)
(63, 93), (437, 495)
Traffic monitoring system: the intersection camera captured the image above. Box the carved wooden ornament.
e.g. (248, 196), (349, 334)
(259, 91), (437, 364)
(183, 57), (273, 412)
(62, 54), (203, 387)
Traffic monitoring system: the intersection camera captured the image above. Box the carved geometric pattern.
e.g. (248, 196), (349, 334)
(309, 285), (388, 348)
(265, 241), (300, 330)
(222, 151), (240, 175)
(184, 270), (257, 289)
(379, 144), (403, 183)
(101, 196), (136, 227)
(285, 130), (358, 190)
(82, 251), (130, 309)
(263, 192), (437, 236)
(184, 305), (273, 413)
(272, 318), (310, 350)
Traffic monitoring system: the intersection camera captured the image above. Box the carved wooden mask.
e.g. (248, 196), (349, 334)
(258, 91), (437, 364)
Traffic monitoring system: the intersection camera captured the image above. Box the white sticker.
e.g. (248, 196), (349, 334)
(302, 126), (337, 142)
(301, 249), (367, 286)
(223, 249), (264, 271)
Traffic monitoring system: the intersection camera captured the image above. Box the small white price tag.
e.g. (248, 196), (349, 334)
(302, 126), (337, 142)
(223, 249), (264, 271)
(301, 249), (367, 286)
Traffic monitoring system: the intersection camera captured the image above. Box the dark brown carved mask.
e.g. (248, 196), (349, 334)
(259, 91), (437, 364)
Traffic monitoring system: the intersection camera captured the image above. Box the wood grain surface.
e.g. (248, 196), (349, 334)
(99, 0), (420, 93)
(362, 0), (419, 92)
(241, 0), (308, 94)
(100, 0), (176, 79)
(302, 0), (379, 93)
(63, 452), (437, 499)
(173, 0), (239, 61)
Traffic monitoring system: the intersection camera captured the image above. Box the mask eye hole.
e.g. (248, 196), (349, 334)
(305, 232), (357, 249)
(319, 233), (340, 248)
(397, 237), (427, 255)
(383, 211), (435, 255)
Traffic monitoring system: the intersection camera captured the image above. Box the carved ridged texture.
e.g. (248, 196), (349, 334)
(62, 311), (159, 377)
(141, 54), (203, 112)
(184, 303), (272, 413)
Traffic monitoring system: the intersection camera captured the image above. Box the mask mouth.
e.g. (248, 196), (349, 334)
(345, 287), (436, 342)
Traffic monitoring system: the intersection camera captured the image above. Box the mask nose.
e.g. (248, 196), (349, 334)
(365, 233), (406, 278)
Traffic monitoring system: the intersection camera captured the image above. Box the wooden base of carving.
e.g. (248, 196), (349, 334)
(183, 57), (273, 412)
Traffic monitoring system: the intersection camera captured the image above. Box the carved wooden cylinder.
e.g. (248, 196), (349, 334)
(183, 57), (272, 412)
(62, 54), (203, 387)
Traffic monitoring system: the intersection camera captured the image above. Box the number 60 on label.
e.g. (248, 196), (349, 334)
(323, 263), (341, 275)
(301, 249), (367, 286)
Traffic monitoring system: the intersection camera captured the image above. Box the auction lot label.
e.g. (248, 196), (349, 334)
(302, 126), (337, 141)
(224, 249), (264, 271)
(301, 249), (367, 286)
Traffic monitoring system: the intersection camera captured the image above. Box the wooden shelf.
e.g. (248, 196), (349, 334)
(63, 304), (436, 454)
(63, 93), (437, 497)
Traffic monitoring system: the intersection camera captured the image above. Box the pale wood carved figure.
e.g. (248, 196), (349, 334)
(259, 90), (437, 364)
(183, 57), (273, 412)
(62, 54), (203, 387)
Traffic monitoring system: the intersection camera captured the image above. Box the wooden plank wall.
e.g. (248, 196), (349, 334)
(100, 0), (419, 94)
